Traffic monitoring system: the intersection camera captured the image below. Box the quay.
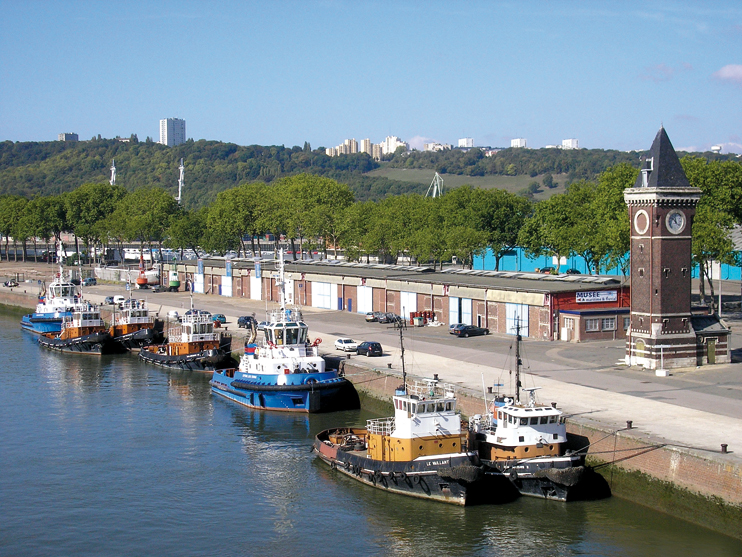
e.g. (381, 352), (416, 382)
(3, 262), (741, 537)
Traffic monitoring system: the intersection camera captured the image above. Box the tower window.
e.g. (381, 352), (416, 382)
(638, 268), (645, 278)
(662, 319), (669, 328)
(655, 289), (658, 295)
(639, 244), (644, 253)
(682, 268), (688, 277)
(664, 268), (670, 278)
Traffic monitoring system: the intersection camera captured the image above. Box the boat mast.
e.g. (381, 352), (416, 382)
(515, 319), (522, 404)
(110, 159), (116, 186)
(176, 158), (184, 206)
(395, 317), (407, 393)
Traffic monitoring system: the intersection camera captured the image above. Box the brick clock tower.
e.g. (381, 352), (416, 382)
(624, 127), (701, 369)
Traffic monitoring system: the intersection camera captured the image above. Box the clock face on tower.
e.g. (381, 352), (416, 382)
(666, 209), (686, 234)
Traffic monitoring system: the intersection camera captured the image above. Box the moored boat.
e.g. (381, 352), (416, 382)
(21, 260), (80, 334)
(468, 324), (587, 501)
(139, 306), (232, 372)
(211, 250), (356, 412)
(314, 378), (515, 505)
(109, 297), (164, 350)
(38, 302), (120, 355)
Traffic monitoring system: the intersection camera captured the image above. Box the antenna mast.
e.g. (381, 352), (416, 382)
(110, 159), (116, 186)
(177, 158), (184, 205)
(514, 320), (522, 403)
(425, 172), (444, 198)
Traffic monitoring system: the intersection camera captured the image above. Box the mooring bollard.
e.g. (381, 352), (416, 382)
(721, 444), (728, 454)
(433, 373), (439, 381)
(387, 363), (392, 369)
(551, 402), (557, 409)
(487, 386), (492, 394)
(626, 420), (633, 429)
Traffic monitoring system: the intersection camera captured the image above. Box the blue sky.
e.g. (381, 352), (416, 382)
(1, 1), (741, 153)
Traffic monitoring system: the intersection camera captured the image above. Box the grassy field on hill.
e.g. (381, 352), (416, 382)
(365, 166), (570, 199)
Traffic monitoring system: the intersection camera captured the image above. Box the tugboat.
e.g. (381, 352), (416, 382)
(314, 376), (512, 505)
(468, 323), (587, 501)
(109, 296), (164, 350)
(38, 302), (119, 355)
(210, 251), (355, 412)
(139, 296), (232, 371)
(21, 255), (80, 334)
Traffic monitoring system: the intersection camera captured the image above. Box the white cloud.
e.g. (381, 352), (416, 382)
(407, 135), (436, 150)
(712, 64), (742, 84)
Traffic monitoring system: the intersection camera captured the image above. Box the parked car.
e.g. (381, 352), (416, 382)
(565, 268), (580, 275)
(104, 296), (115, 304)
(3, 280), (19, 287)
(378, 312), (401, 324)
(364, 312), (377, 322)
(238, 316), (257, 329)
(167, 310), (180, 321)
(452, 325), (490, 338)
(537, 267), (556, 274)
(448, 323), (465, 334)
(150, 284), (164, 292)
(334, 338), (359, 352)
(82, 277), (97, 286)
(113, 295), (126, 305)
(185, 309), (211, 317)
(356, 341), (382, 357)
(257, 321), (268, 331)
(211, 314), (227, 324)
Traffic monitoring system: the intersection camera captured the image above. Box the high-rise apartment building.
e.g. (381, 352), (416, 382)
(458, 137), (474, 148)
(344, 138), (358, 154)
(511, 138), (527, 148)
(360, 139), (372, 155)
(58, 133), (78, 142)
(561, 138), (579, 150)
(159, 118), (186, 147)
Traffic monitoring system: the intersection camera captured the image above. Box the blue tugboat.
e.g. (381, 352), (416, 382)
(21, 258), (80, 334)
(210, 251), (355, 413)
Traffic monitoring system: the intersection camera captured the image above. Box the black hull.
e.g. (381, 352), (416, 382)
(139, 348), (234, 372)
(38, 331), (121, 355)
(484, 455), (588, 502)
(113, 327), (165, 351)
(314, 431), (518, 506)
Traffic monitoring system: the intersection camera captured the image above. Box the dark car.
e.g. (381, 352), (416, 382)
(537, 267), (556, 274)
(378, 312), (401, 324)
(3, 280), (19, 287)
(104, 296), (115, 304)
(82, 277), (97, 286)
(452, 325), (490, 338)
(211, 314), (227, 324)
(565, 268), (580, 275)
(356, 341), (382, 357)
(238, 316), (257, 329)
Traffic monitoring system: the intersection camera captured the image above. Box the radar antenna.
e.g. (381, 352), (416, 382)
(109, 159), (116, 186)
(426, 172), (444, 198)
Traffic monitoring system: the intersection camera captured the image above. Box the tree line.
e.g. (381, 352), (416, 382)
(1, 157), (740, 312)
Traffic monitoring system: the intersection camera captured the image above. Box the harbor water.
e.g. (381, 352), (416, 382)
(1, 309), (741, 557)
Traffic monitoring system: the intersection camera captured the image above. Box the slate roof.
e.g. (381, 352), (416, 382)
(691, 315), (730, 334)
(633, 127), (692, 189)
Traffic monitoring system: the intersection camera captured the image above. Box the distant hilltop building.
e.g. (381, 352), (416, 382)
(326, 138), (359, 157)
(159, 118), (186, 147)
(424, 142), (452, 152)
(58, 133), (78, 142)
(458, 137), (474, 148)
(561, 138), (579, 150)
(511, 138), (527, 148)
(711, 145), (722, 153)
(326, 135), (408, 160)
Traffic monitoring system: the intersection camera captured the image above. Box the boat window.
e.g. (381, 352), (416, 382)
(530, 417), (539, 425)
(549, 416), (557, 424)
(436, 402), (444, 412)
(520, 418), (528, 426)
(285, 327), (299, 345)
(540, 416), (548, 425)
(275, 329), (284, 345)
(410, 403), (417, 414)
(445, 402), (453, 411)
(299, 326), (308, 344)
(508, 414), (514, 424)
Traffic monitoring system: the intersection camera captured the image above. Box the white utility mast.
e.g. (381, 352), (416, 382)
(426, 172), (444, 198)
(109, 159), (116, 186)
(176, 158), (184, 205)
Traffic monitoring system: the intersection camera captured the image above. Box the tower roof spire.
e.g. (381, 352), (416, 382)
(634, 127), (690, 189)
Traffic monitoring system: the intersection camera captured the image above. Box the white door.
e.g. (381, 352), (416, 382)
(400, 291), (417, 319)
(357, 285), (373, 313)
(506, 303), (529, 336)
(449, 296), (459, 325)
(462, 298), (472, 325)
(312, 282), (332, 309)
(250, 274), (262, 300)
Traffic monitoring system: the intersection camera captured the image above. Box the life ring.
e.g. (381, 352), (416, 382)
(413, 475), (421, 485)
(305, 377), (318, 385)
(312, 337), (322, 347)
(344, 461), (351, 470)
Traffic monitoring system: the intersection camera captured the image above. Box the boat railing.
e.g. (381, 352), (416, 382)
(366, 417), (395, 435)
(407, 380), (456, 399)
(119, 315), (154, 325)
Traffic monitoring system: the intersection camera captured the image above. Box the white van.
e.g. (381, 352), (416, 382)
(113, 295), (126, 306)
